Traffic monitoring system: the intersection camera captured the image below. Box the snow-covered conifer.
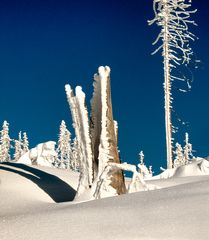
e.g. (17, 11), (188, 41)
(0, 121), (11, 162)
(138, 151), (150, 178)
(183, 132), (193, 163)
(23, 132), (29, 153)
(149, 166), (153, 177)
(174, 142), (184, 167)
(149, 0), (197, 169)
(13, 140), (23, 161)
(56, 120), (72, 169)
(139, 151), (144, 165)
(71, 137), (80, 171)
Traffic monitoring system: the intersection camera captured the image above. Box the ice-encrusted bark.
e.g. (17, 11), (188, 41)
(97, 66), (126, 195)
(90, 73), (102, 179)
(65, 85), (93, 196)
(65, 66), (126, 199)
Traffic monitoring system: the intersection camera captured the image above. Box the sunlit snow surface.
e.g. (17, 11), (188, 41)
(1, 160), (209, 240)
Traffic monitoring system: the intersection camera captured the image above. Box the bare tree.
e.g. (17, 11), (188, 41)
(149, 0), (197, 169)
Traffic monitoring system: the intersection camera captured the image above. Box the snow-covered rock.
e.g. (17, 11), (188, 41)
(17, 141), (57, 167)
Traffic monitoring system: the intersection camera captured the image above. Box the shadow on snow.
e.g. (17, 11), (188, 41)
(0, 162), (76, 203)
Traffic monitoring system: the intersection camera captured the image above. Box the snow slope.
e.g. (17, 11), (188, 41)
(1, 162), (209, 240)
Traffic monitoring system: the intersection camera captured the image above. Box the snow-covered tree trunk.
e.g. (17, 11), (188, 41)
(163, 2), (173, 169)
(90, 73), (102, 179)
(65, 85), (93, 196)
(75, 86), (93, 185)
(149, 0), (197, 169)
(97, 66), (126, 195)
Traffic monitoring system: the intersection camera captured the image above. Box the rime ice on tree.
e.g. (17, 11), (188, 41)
(183, 132), (193, 163)
(149, 0), (197, 169)
(65, 85), (94, 196)
(65, 66), (126, 199)
(13, 132), (23, 161)
(56, 120), (72, 169)
(0, 121), (11, 162)
(139, 151), (144, 165)
(137, 151), (152, 179)
(174, 133), (194, 167)
(71, 137), (80, 171)
(23, 132), (29, 154)
(174, 142), (184, 167)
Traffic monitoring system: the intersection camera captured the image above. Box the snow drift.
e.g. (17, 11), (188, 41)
(1, 162), (209, 240)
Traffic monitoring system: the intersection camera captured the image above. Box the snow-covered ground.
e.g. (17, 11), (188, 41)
(1, 161), (209, 240)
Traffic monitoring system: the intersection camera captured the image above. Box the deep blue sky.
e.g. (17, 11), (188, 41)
(0, 0), (208, 173)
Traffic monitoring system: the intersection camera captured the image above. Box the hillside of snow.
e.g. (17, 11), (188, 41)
(1, 161), (209, 240)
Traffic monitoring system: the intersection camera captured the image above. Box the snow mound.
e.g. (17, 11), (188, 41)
(156, 158), (209, 179)
(174, 158), (209, 177)
(17, 141), (57, 167)
(0, 162), (79, 213)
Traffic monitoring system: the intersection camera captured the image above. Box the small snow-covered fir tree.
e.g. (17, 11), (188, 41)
(149, 166), (153, 177)
(71, 137), (80, 171)
(138, 151), (150, 178)
(13, 139), (23, 161)
(183, 132), (193, 164)
(174, 142), (184, 167)
(0, 121), (11, 162)
(23, 132), (29, 154)
(139, 151), (144, 165)
(56, 120), (72, 169)
(149, 0), (197, 169)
